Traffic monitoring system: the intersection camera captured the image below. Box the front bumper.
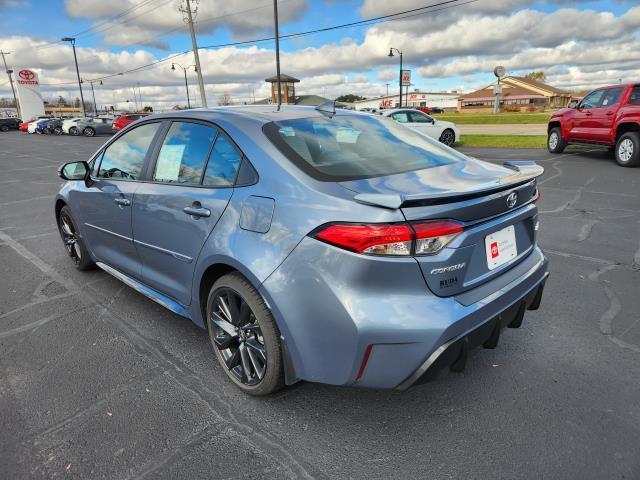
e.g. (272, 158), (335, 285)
(260, 237), (549, 389)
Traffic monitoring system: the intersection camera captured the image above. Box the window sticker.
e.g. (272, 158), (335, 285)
(155, 144), (186, 182)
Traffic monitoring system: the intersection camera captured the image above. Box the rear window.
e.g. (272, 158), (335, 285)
(263, 114), (463, 181)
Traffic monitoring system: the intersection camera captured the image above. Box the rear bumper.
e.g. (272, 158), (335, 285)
(261, 236), (549, 389)
(396, 273), (547, 390)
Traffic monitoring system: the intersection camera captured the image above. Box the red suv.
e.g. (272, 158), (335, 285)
(112, 113), (150, 132)
(547, 83), (640, 167)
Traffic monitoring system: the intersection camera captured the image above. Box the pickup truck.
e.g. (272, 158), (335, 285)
(547, 83), (640, 167)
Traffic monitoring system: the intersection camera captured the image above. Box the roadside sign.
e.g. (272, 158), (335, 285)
(401, 70), (411, 86)
(14, 68), (45, 120)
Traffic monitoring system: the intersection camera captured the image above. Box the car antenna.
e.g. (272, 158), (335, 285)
(315, 100), (336, 118)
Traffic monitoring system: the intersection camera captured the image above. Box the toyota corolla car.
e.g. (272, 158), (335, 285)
(380, 108), (459, 146)
(55, 105), (547, 396)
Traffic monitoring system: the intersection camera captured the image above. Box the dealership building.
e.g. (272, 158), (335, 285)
(350, 91), (460, 111)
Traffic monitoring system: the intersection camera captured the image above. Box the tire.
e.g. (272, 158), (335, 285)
(615, 132), (640, 167)
(69, 126), (79, 136)
(206, 272), (284, 396)
(0, 125), (8, 132)
(439, 128), (456, 147)
(57, 206), (95, 271)
(547, 127), (566, 153)
(54, 127), (63, 135)
(83, 127), (95, 137)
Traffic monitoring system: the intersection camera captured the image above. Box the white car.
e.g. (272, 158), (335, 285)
(379, 109), (459, 146)
(62, 117), (84, 135)
(27, 118), (50, 134)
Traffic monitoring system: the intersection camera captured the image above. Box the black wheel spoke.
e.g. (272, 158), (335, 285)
(211, 287), (267, 387)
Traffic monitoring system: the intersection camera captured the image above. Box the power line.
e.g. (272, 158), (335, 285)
(25, 0), (475, 87)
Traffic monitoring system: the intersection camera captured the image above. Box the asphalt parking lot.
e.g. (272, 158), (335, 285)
(1, 131), (639, 479)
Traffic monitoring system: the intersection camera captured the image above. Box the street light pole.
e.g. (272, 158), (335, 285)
(385, 83), (389, 98)
(388, 48), (403, 108)
(61, 37), (86, 116)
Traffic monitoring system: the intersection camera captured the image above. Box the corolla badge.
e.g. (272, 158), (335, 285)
(506, 191), (518, 208)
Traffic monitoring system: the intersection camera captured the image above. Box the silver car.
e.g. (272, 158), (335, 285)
(74, 117), (114, 137)
(55, 105), (548, 395)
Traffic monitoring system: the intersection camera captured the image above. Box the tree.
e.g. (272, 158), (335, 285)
(524, 71), (547, 83)
(142, 106), (153, 112)
(335, 94), (366, 103)
(58, 96), (67, 106)
(217, 93), (233, 106)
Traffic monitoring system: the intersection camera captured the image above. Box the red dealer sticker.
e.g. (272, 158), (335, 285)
(490, 242), (499, 259)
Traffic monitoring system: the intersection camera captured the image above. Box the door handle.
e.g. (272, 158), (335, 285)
(114, 197), (131, 207)
(585, 111), (592, 116)
(183, 205), (211, 218)
(606, 111), (614, 116)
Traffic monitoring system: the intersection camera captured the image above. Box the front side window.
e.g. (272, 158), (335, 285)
(580, 90), (605, 109)
(97, 122), (159, 180)
(263, 114), (463, 181)
(203, 134), (242, 187)
(153, 121), (217, 184)
(629, 86), (640, 105)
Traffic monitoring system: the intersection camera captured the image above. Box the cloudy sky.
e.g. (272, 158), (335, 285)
(0, 0), (636, 110)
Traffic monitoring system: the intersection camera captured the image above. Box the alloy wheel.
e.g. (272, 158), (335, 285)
(440, 129), (455, 146)
(210, 287), (267, 386)
(618, 138), (634, 163)
(59, 212), (82, 265)
(548, 132), (558, 150)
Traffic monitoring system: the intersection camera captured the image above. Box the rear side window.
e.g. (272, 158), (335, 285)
(628, 86), (640, 105)
(409, 111), (433, 123)
(263, 114), (462, 181)
(153, 121), (217, 184)
(601, 88), (623, 107)
(97, 122), (159, 180)
(203, 134), (242, 187)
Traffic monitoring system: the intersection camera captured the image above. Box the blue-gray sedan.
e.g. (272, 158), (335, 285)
(55, 105), (548, 395)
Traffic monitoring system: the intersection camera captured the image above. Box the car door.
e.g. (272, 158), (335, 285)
(590, 87), (623, 143)
(71, 122), (163, 279)
(132, 120), (242, 306)
(569, 89), (605, 141)
(408, 111), (440, 139)
(96, 118), (113, 135)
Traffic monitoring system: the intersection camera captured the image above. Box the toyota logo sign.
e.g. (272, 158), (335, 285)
(18, 69), (35, 81)
(506, 192), (518, 209)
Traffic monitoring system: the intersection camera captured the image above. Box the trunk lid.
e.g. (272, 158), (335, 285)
(341, 159), (543, 297)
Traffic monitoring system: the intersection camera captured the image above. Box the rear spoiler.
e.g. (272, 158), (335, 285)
(354, 161), (544, 210)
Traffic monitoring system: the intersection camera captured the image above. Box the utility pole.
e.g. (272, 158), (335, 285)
(61, 37), (86, 116)
(180, 0), (207, 108)
(0, 51), (20, 118)
(82, 79), (103, 114)
(273, 0), (282, 110)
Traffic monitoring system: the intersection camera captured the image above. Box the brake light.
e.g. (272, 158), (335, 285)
(314, 223), (413, 255)
(312, 220), (463, 256)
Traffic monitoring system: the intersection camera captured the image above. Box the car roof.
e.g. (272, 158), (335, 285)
(146, 105), (374, 126)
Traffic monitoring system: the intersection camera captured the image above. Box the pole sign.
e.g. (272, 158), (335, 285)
(401, 70), (411, 86)
(15, 68), (45, 121)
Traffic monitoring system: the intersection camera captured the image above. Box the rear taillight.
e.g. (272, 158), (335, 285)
(312, 220), (463, 256)
(411, 220), (464, 255)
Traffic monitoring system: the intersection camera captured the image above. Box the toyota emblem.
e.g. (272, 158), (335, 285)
(18, 69), (35, 80)
(506, 192), (518, 208)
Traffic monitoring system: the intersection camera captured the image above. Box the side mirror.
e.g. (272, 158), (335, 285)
(568, 100), (579, 109)
(59, 161), (90, 182)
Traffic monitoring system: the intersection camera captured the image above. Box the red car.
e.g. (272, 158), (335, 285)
(112, 112), (150, 131)
(19, 121), (32, 132)
(548, 83), (640, 167)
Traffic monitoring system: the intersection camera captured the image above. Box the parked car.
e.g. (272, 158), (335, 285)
(430, 107), (445, 114)
(62, 117), (83, 135)
(112, 112), (150, 131)
(44, 118), (64, 135)
(75, 117), (114, 137)
(548, 83), (640, 166)
(19, 120), (32, 132)
(415, 106), (432, 114)
(381, 108), (460, 146)
(0, 118), (21, 131)
(35, 118), (55, 134)
(55, 106), (547, 395)
(28, 118), (50, 134)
